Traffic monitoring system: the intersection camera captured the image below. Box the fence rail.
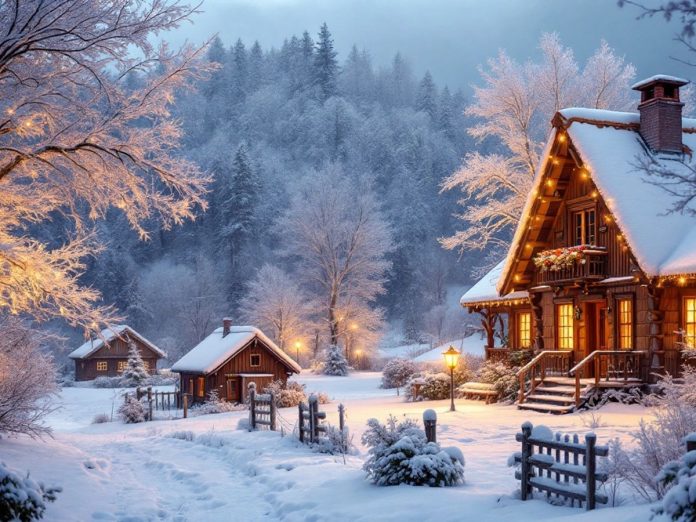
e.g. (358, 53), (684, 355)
(249, 383), (276, 431)
(515, 422), (608, 510)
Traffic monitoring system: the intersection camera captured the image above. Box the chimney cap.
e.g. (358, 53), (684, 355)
(632, 74), (689, 91)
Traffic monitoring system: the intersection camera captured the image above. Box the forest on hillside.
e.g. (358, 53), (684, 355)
(62, 24), (480, 365)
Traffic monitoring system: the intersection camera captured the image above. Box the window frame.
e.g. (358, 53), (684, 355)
(615, 294), (634, 350)
(117, 360), (127, 373)
(250, 353), (261, 367)
(517, 311), (532, 348)
(556, 303), (575, 350)
(572, 208), (597, 246)
(197, 376), (205, 398)
(683, 296), (696, 349)
(96, 361), (108, 372)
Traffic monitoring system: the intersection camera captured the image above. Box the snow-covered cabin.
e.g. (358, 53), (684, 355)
(69, 325), (165, 381)
(462, 75), (696, 412)
(171, 319), (301, 403)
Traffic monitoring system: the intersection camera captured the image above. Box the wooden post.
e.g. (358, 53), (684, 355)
(298, 402), (305, 443)
(136, 387), (142, 400)
(423, 409), (437, 443)
(269, 392), (277, 431)
(575, 373), (581, 408)
(183, 394), (188, 419)
(249, 384), (257, 431)
(520, 422), (533, 501)
(338, 403), (346, 452)
(308, 395), (317, 443)
(585, 433), (597, 510)
(147, 386), (153, 421)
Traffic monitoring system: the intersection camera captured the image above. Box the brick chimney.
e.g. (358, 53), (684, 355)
(632, 75), (689, 153)
(222, 317), (232, 337)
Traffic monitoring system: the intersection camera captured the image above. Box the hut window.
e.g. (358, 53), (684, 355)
(556, 303), (574, 350)
(117, 360), (127, 373)
(187, 378), (194, 395)
(142, 360), (149, 371)
(96, 361), (108, 372)
(517, 312), (531, 348)
(250, 354), (261, 367)
(573, 209), (596, 245)
(684, 298), (696, 348)
(617, 298), (633, 350)
(197, 377), (205, 398)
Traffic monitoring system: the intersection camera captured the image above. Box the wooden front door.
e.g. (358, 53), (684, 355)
(225, 378), (239, 402)
(585, 301), (608, 377)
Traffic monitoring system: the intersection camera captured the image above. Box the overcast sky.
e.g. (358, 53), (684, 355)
(169, 0), (690, 91)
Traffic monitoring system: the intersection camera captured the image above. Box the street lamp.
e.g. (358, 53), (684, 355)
(355, 348), (362, 370)
(442, 346), (460, 412)
(294, 341), (302, 364)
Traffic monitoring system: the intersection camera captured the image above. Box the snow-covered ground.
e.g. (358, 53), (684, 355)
(2, 373), (657, 521)
(413, 336), (487, 362)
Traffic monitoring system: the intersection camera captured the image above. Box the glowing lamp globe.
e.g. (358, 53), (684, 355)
(442, 346), (460, 370)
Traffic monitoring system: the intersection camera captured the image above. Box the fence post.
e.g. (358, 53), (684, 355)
(585, 433), (597, 510)
(298, 402), (305, 443)
(338, 403), (346, 452)
(136, 386), (142, 401)
(147, 386), (153, 421)
(308, 395), (317, 443)
(423, 409), (437, 443)
(269, 391), (277, 431)
(183, 394), (188, 419)
(249, 383), (257, 431)
(520, 422), (533, 501)
(686, 433), (696, 452)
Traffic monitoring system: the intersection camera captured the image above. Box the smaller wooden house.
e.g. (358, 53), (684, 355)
(69, 325), (166, 381)
(171, 319), (302, 403)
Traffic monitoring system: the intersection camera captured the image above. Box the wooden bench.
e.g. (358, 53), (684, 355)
(459, 382), (498, 404)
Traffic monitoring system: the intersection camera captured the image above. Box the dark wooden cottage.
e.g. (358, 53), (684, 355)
(171, 319), (302, 403)
(69, 325), (166, 381)
(461, 75), (696, 413)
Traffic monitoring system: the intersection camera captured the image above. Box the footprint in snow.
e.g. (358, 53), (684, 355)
(275, 463), (295, 471)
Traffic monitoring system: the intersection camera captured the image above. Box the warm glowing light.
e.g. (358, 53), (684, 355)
(603, 215), (612, 223)
(514, 274), (521, 282)
(442, 346), (460, 370)
(294, 340), (302, 350)
(526, 243), (532, 249)
(679, 276), (687, 286)
(617, 233), (623, 241)
(545, 179), (553, 187)
(591, 190), (598, 198)
(349, 322), (358, 331)
(558, 134), (566, 143)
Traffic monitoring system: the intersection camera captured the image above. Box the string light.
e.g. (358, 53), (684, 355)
(558, 134), (566, 143)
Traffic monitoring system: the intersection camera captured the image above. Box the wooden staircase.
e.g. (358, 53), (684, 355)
(516, 350), (647, 415)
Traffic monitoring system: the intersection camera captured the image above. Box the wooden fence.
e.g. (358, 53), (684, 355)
(135, 387), (179, 411)
(248, 383), (276, 431)
(298, 395), (327, 443)
(514, 422), (608, 510)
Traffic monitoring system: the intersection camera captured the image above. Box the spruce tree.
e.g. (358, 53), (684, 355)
(438, 86), (454, 138)
(313, 23), (338, 101)
(203, 36), (227, 99)
(416, 71), (438, 121)
(121, 341), (149, 386)
(230, 38), (248, 102)
(323, 344), (349, 376)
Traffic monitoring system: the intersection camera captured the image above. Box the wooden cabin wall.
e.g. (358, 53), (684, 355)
(74, 336), (160, 381)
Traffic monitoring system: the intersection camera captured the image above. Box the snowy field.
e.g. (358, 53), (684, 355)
(2, 372), (659, 521)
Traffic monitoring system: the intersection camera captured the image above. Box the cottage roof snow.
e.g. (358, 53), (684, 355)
(460, 261), (528, 307)
(498, 107), (696, 294)
(170, 325), (301, 374)
(68, 325), (166, 359)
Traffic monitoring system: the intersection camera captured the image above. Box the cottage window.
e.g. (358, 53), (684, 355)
(684, 298), (696, 348)
(197, 377), (205, 398)
(573, 209), (596, 245)
(187, 378), (194, 395)
(556, 304), (574, 350)
(517, 312), (532, 348)
(250, 354), (261, 367)
(617, 298), (633, 350)
(96, 361), (108, 372)
(117, 360), (127, 373)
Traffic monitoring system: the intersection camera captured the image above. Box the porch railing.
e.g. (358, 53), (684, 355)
(517, 350), (574, 404)
(535, 248), (607, 285)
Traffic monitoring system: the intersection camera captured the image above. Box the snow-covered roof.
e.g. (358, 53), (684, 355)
(170, 326), (301, 374)
(69, 325), (166, 359)
(460, 261), (528, 307)
(499, 107), (696, 293)
(631, 74), (689, 90)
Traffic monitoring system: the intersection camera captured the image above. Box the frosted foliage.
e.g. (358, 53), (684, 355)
(381, 358), (417, 393)
(118, 395), (146, 424)
(120, 342), (149, 387)
(0, 1), (211, 330)
(323, 345), (349, 376)
(441, 32), (635, 261)
(362, 416), (464, 487)
(0, 316), (57, 438)
(0, 461), (60, 522)
(263, 380), (307, 408)
(196, 389), (238, 415)
(654, 450), (696, 520)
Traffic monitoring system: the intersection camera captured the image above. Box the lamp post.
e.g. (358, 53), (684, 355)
(442, 346), (460, 412)
(294, 341), (302, 364)
(355, 348), (362, 370)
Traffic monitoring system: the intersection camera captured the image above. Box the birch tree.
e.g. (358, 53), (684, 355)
(440, 33), (635, 272)
(278, 165), (393, 346)
(0, 0), (211, 331)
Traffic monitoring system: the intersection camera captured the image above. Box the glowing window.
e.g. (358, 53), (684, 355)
(518, 312), (532, 348)
(685, 298), (696, 348)
(117, 360), (127, 372)
(573, 209), (596, 245)
(617, 298), (633, 350)
(197, 377), (205, 398)
(556, 304), (574, 350)
(96, 361), (108, 372)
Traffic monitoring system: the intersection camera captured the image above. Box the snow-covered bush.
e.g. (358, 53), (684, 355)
(117, 395), (146, 423)
(323, 345), (349, 376)
(317, 392), (331, 404)
(0, 317), (57, 438)
(92, 376), (122, 388)
(0, 461), (60, 521)
(311, 425), (356, 455)
(91, 413), (110, 424)
(653, 448), (696, 520)
(381, 358), (417, 395)
(264, 380), (307, 408)
(362, 415), (465, 487)
(167, 430), (194, 442)
(598, 438), (630, 507)
(195, 389), (238, 415)
(477, 360), (519, 402)
(120, 341), (149, 387)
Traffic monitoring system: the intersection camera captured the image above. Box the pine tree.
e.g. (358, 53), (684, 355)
(438, 86), (454, 137)
(323, 344), (349, 376)
(416, 71), (438, 121)
(230, 38), (248, 102)
(121, 341), (149, 386)
(313, 23), (338, 101)
(203, 36), (227, 99)
(248, 41), (264, 92)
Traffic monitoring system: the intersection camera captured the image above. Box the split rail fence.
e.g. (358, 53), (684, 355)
(248, 383), (277, 431)
(514, 422), (608, 510)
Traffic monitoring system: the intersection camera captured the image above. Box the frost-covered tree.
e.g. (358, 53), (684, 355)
(440, 33), (635, 269)
(120, 342), (149, 387)
(278, 165), (393, 345)
(0, 461), (60, 522)
(313, 23), (338, 101)
(323, 345), (349, 376)
(239, 264), (316, 351)
(416, 71), (438, 121)
(0, 0), (211, 331)
(0, 316), (57, 438)
(381, 358), (417, 395)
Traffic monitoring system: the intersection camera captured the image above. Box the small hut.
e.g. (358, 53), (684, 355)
(69, 325), (165, 381)
(171, 319), (301, 403)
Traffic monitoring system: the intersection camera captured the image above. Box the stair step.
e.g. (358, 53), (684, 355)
(533, 385), (587, 395)
(517, 402), (575, 414)
(525, 393), (577, 404)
